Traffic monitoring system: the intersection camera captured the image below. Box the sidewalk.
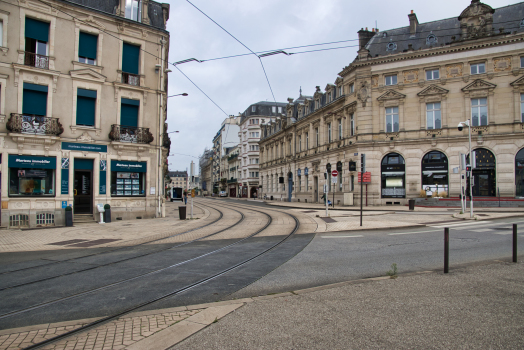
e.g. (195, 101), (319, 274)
(2, 260), (522, 349)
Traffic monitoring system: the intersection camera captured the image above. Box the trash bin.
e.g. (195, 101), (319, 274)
(179, 206), (187, 220)
(408, 199), (415, 211)
(270, 196), (273, 200)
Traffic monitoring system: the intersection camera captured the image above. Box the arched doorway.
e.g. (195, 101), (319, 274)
(250, 186), (258, 199)
(287, 172), (293, 202)
(467, 148), (496, 197)
(381, 153), (405, 198)
(516, 148), (524, 197)
(421, 151), (448, 196)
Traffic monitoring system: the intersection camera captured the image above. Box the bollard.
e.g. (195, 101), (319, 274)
(513, 224), (518, 263)
(444, 227), (449, 273)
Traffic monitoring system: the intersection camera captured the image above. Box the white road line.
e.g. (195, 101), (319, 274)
(493, 232), (512, 235)
(388, 230), (440, 235)
(429, 221), (491, 228)
(469, 228), (494, 232)
(321, 235), (364, 238)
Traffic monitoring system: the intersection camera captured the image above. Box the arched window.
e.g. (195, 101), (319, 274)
(381, 153), (405, 198)
(467, 148), (496, 197)
(516, 148), (524, 197)
(422, 151), (448, 196)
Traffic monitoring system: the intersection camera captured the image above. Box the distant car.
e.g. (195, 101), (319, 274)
(219, 191), (227, 197)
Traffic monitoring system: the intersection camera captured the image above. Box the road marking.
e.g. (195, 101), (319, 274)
(493, 232), (512, 235)
(429, 221), (491, 228)
(469, 228), (494, 232)
(321, 235), (364, 238)
(388, 230), (441, 235)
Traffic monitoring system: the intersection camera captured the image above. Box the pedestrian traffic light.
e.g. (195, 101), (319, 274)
(466, 165), (471, 172)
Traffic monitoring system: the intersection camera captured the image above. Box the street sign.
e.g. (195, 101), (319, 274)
(332, 177), (338, 184)
(358, 172), (371, 183)
(191, 189), (195, 198)
(331, 170), (338, 177)
(323, 184), (327, 193)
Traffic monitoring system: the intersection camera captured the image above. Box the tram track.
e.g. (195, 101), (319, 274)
(0, 202), (248, 291)
(16, 200), (301, 349)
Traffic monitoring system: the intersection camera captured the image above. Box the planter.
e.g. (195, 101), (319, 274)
(65, 210), (73, 227)
(104, 208), (111, 223)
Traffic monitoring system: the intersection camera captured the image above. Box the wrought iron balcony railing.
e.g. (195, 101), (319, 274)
(122, 72), (140, 86)
(227, 178), (237, 184)
(109, 124), (154, 144)
(24, 52), (49, 70)
(7, 113), (63, 136)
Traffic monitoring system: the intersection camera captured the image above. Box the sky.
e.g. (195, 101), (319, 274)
(164, 0), (515, 174)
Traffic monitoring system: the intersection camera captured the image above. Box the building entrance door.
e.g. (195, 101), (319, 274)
(287, 172), (293, 202)
(74, 170), (93, 214)
(471, 169), (495, 197)
(314, 176), (318, 203)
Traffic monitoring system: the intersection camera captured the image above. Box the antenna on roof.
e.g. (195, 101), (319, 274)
(299, 86), (302, 97)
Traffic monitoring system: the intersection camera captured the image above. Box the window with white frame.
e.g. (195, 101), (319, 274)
(471, 98), (488, 126)
(272, 106), (276, 113)
(426, 102), (441, 129)
(251, 105), (256, 112)
(125, 0), (142, 22)
(385, 75), (397, 86)
(470, 63), (486, 75)
(426, 69), (439, 80)
(338, 119), (342, 140)
(349, 83), (354, 93)
(350, 114), (355, 136)
(315, 128), (319, 146)
(521, 94), (524, 122)
(328, 123), (332, 143)
(249, 132), (260, 138)
(338, 85), (343, 96)
(385, 107), (399, 132)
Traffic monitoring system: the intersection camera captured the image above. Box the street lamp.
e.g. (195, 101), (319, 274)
(458, 120), (474, 218)
(168, 93), (188, 98)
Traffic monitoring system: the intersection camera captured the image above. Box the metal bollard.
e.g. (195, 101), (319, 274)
(444, 227), (449, 273)
(513, 224), (518, 263)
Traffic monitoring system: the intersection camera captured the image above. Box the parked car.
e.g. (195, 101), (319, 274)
(219, 191), (227, 197)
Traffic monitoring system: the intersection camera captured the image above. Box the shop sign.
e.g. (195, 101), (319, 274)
(348, 162), (356, 171)
(381, 164), (405, 172)
(358, 172), (371, 183)
(62, 142), (107, 153)
(8, 155), (56, 169)
(421, 163), (447, 171)
(111, 160), (147, 173)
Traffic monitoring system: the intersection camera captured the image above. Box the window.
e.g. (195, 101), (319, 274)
(0, 20), (3, 47)
(426, 69), (439, 80)
(521, 94), (524, 122)
(76, 88), (97, 126)
(121, 98), (139, 127)
(125, 0), (142, 22)
(8, 155), (56, 197)
(350, 114), (355, 136)
(78, 32), (97, 65)
(122, 43), (140, 85)
(471, 63), (486, 75)
(471, 98), (488, 126)
(338, 85), (343, 96)
(521, 57), (524, 68)
(23, 83), (47, 116)
(298, 135), (302, 152)
(328, 123), (332, 143)
(306, 175), (309, 192)
(426, 102), (441, 130)
(306, 132), (309, 149)
(349, 83), (354, 93)
(25, 18), (49, 69)
(272, 106), (276, 113)
(385, 75), (397, 86)
(315, 128), (319, 146)
(385, 107), (399, 132)
(278, 107), (282, 113)
(111, 169), (146, 197)
(298, 175), (301, 192)
(338, 119), (342, 140)
(251, 106), (256, 113)
(249, 172), (259, 178)
(249, 132), (260, 138)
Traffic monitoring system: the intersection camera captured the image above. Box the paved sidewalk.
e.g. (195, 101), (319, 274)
(2, 261), (522, 349)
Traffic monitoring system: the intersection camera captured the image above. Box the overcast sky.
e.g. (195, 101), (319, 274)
(164, 0), (515, 174)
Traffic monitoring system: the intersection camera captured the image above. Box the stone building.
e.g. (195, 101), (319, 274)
(260, 0), (524, 205)
(167, 171), (187, 189)
(211, 116), (240, 194)
(238, 101), (287, 198)
(224, 145), (240, 197)
(199, 148), (213, 195)
(0, 0), (171, 227)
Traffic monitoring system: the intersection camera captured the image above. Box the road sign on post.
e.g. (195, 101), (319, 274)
(331, 170), (338, 177)
(360, 154), (366, 227)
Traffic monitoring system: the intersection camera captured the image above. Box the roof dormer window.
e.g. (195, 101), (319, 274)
(125, 0), (142, 22)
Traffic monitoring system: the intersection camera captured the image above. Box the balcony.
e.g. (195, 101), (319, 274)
(24, 52), (49, 70)
(227, 178), (238, 184)
(109, 124), (154, 144)
(228, 153), (239, 162)
(122, 72), (140, 86)
(7, 113), (63, 136)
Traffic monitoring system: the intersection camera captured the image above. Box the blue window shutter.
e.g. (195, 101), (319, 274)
(122, 43), (140, 74)
(121, 99), (139, 127)
(77, 88), (97, 99)
(25, 18), (49, 42)
(79, 32), (98, 60)
(23, 89), (48, 116)
(76, 97), (96, 126)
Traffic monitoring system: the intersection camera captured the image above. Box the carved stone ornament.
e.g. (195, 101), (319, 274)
(371, 76), (379, 88)
(458, 0), (495, 41)
(77, 15), (106, 30)
(377, 89), (407, 101)
(357, 81), (370, 107)
(403, 70), (419, 83)
(446, 64), (463, 78)
(461, 79), (497, 93)
(493, 57), (511, 72)
(76, 132), (94, 142)
(417, 85), (449, 99)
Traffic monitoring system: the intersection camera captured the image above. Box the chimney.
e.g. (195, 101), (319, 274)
(408, 10), (418, 34)
(358, 27), (375, 50)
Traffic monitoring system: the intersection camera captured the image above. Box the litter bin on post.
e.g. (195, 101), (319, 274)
(408, 199), (415, 211)
(179, 206), (187, 220)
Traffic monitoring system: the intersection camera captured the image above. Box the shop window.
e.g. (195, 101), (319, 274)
(111, 161), (146, 197)
(8, 158), (56, 197)
(421, 151), (448, 196)
(385, 107), (399, 132)
(76, 88), (96, 126)
(426, 102), (441, 129)
(471, 98), (488, 126)
(79, 32), (97, 65)
(381, 153), (405, 198)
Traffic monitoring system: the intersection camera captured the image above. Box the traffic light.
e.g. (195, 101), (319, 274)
(326, 163), (332, 172)
(466, 166), (471, 172)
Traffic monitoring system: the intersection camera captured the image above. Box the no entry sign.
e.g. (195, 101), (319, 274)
(331, 170), (338, 177)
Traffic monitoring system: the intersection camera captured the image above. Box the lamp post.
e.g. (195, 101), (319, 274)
(458, 119), (474, 218)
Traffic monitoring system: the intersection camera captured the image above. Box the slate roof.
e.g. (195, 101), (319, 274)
(365, 1), (524, 57)
(168, 171), (188, 178)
